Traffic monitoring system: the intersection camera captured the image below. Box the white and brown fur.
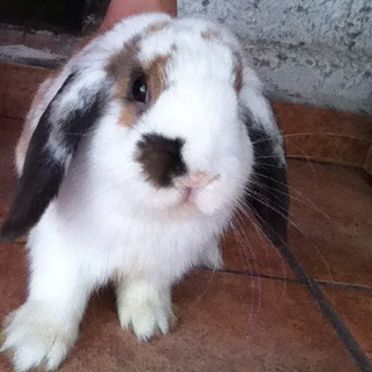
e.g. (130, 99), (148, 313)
(1, 13), (287, 371)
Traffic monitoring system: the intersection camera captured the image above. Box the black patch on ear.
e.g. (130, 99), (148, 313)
(1, 72), (106, 241)
(244, 114), (289, 246)
(136, 133), (187, 188)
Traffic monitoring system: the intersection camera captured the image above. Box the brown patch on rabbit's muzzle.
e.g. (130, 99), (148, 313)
(136, 133), (187, 188)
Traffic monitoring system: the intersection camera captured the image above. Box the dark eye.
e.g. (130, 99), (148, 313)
(131, 75), (147, 103)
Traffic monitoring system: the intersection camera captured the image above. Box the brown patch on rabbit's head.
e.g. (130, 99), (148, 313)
(106, 24), (171, 127)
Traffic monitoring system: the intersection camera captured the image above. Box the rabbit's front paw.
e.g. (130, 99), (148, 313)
(117, 282), (174, 341)
(1, 302), (78, 371)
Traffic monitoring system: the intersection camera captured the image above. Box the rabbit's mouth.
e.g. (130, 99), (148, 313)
(175, 172), (221, 206)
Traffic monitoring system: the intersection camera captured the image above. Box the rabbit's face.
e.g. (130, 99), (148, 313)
(93, 19), (253, 217)
(1, 14), (288, 245)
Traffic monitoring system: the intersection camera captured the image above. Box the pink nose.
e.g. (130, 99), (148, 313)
(181, 171), (219, 189)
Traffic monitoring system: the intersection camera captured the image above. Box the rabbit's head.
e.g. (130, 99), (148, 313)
(1, 14), (288, 245)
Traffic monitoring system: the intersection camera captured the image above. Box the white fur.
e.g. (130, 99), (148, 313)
(2, 14), (282, 371)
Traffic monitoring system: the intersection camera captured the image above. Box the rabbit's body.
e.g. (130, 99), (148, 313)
(1, 13), (288, 371)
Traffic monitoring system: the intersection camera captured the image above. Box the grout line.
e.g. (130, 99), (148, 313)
(275, 241), (372, 372)
(317, 280), (372, 294)
(211, 268), (301, 284)
(200, 267), (372, 294)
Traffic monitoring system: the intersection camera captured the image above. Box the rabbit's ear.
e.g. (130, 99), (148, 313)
(244, 112), (289, 247)
(1, 71), (108, 241)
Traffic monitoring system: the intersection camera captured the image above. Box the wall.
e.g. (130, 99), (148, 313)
(179, 0), (372, 114)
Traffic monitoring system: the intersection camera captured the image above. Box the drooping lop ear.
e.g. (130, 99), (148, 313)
(1, 70), (109, 241)
(243, 111), (289, 247)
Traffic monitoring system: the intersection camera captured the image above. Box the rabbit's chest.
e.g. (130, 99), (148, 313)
(109, 218), (211, 271)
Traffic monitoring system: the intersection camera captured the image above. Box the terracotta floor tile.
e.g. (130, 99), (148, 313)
(287, 160), (372, 286)
(273, 102), (372, 167)
(0, 118), (20, 221)
(0, 251), (358, 372)
(322, 286), (372, 361)
(0, 243), (27, 314)
(221, 223), (292, 278)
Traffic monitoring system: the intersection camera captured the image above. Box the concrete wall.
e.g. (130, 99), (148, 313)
(179, 0), (372, 114)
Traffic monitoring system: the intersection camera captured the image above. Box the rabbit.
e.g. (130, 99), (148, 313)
(0, 13), (288, 371)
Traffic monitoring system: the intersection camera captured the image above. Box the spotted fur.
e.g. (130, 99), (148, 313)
(0, 13), (287, 371)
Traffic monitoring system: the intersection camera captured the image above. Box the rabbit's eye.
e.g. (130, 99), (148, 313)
(131, 75), (147, 103)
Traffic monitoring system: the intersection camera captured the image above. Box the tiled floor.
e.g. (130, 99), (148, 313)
(0, 116), (372, 371)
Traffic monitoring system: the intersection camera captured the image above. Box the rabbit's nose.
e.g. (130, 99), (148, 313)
(181, 171), (220, 189)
